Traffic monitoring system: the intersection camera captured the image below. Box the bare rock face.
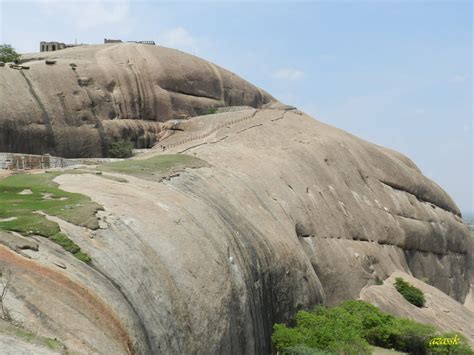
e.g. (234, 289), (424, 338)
(0, 44), (274, 158)
(0, 107), (472, 354)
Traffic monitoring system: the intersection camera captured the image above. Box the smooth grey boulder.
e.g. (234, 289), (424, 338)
(14, 107), (466, 354)
(0, 44), (274, 158)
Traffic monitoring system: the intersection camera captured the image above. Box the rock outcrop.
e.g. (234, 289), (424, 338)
(360, 272), (474, 346)
(1, 106), (472, 354)
(0, 44), (274, 158)
(0, 47), (472, 354)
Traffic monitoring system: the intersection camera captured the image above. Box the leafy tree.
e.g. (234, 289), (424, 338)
(0, 44), (21, 63)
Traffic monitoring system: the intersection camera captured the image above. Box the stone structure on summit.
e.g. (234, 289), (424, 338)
(40, 41), (69, 52)
(104, 38), (156, 45)
(40, 38), (156, 53)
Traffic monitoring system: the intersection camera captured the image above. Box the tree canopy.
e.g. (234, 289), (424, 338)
(0, 44), (21, 63)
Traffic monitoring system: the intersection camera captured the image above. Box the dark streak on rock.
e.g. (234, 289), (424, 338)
(79, 264), (151, 354)
(19, 71), (56, 154)
(72, 70), (109, 156)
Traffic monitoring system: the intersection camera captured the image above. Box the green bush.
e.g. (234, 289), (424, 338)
(272, 300), (473, 355)
(428, 333), (474, 354)
(366, 318), (435, 353)
(272, 302), (372, 355)
(109, 139), (134, 158)
(279, 344), (327, 355)
(394, 277), (426, 307)
(205, 107), (217, 115)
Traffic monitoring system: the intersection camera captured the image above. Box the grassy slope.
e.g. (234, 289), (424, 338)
(99, 154), (209, 180)
(0, 171), (100, 262)
(0, 154), (208, 262)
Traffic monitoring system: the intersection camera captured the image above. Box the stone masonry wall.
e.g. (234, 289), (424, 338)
(0, 153), (125, 170)
(0, 153), (76, 170)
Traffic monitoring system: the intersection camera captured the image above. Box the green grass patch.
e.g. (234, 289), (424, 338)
(13, 327), (64, 350)
(98, 154), (209, 180)
(394, 277), (426, 307)
(272, 300), (473, 355)
(205, 107), (218, 115)
(0, 171), (99, 262)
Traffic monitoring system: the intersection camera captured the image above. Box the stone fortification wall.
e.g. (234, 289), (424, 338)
(0, 153), (76, 170)
(0, 153), (123, 170)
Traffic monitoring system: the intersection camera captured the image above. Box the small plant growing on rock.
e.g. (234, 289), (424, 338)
(0, 268), (13, 322)
(394, 277), (426, 307)
(205, 107), (217, 115)
(109, 139), (134, 158)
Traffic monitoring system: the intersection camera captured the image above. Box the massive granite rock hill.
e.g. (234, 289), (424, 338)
(0, 45), (473, 354)
(0, 44), (273, 158)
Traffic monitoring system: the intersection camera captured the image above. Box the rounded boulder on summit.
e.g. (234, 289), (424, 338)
(0, 43), (273, 158)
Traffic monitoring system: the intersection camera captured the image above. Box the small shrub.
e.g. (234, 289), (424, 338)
(109, 139), (133, 158)
(394, 277), (426, 307)
(205, 107), (217, 115)
(340, 300), (393, 331)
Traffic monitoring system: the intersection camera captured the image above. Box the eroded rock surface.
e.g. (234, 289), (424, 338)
(0, 44), (274, 157)
(0, 107), (471, 354)
(0, 47), (473, 354)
